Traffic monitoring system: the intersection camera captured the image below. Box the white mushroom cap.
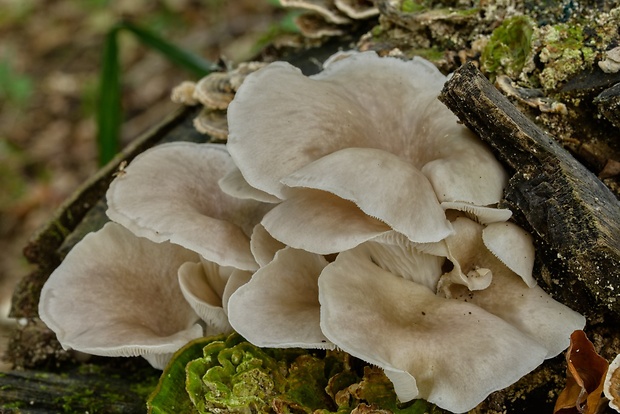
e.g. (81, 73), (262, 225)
(106, 142), (270, 271)
(261, 188), (391, 254)
(281, 147), (453, 243)
(249, 223), (286, 267)
(482, 221), (536, 287)
(177, 258), (236, 335)
(227, 247), (333, 349)
(38, 222), (203, 369)
(605, 353), (620, 413)
(441, 201), (513, 224)
(227, 51), (507, 208)
(440, 217), (585, 358)
(318, 246), (548, 413)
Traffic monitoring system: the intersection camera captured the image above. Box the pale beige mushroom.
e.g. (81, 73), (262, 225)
(38, 222), (203, 369)
(106, 142), (271, 271)
(318, 245), (549, 413)
(228, 247), (333, 349)
(605, 353), (620, 412)
(227, 52), (507, 208)
(178, 257), (252, 336)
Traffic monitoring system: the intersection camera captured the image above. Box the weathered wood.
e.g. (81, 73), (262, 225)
(439, 62), (620, 317)
(0, 362), (157, 413)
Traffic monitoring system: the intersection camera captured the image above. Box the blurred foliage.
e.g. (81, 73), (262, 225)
(96, 21), (218, 165)
(0, 58), (33, 109)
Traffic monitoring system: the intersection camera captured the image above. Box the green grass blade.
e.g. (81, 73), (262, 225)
(118, 21), (217, 78)
(96, 27), (122, 166)
(95, 21), (218, 165)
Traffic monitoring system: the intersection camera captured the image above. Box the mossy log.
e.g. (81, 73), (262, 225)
(439, 62), (620, 319)
(0, 361), (157, 413)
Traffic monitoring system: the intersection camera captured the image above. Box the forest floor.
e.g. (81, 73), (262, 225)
(0, 0), (282, 371)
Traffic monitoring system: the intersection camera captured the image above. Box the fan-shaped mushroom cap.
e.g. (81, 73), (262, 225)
(228, 247), (333, 349)
(261, 188), (391, 254)
(281, 147), (453, 243)
(178, 258), (235, 335)
(227, 51), (507, 209)
(439, 217), (585, 357)
(482, 221), (536, 287)
(106, 142), (269, 271)
(193, 108), (228, 140)
(318, 245), (548, 413)
(38, 222), (203, 369)
(249, 223), (286, 267)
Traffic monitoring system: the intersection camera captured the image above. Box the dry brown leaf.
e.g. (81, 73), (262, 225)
(554, 330), (609, 414)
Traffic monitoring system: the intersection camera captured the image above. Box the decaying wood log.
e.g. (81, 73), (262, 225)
(439, 62), (620, 318)
(0, 362), (157, 413)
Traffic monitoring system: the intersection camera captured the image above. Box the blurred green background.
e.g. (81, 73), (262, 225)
(0, 0), (288, 370)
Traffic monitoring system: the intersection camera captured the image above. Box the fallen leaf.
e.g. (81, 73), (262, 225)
(554, 330), (609, 414)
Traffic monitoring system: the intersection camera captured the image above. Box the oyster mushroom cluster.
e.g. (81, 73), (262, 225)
(39, 51), (585, 413)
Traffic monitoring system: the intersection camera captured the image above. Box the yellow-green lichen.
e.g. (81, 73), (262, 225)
(481, 15), (536, 80)
(401, 0), (428, 13)
(148, 333), (444, 414)
(537, 22), (594, 91)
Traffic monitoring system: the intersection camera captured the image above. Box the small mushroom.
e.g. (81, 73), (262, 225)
(193, 72), (235, 110)
(106, 142), (270, 271)
(228, 247), (333, 349)
(38, 222), (203, 369)
(178, 258), (239, 336)
(249, 223), (286, 267)
(193, 108), (228, 140)
(171, 81), (199, 106)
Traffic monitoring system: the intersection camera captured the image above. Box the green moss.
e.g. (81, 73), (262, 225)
(411, 46), (445, 63)
(481, 15), (535, 80)
(401, 0), (427, 13)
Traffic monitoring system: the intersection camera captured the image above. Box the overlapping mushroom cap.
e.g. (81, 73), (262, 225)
(39, 143), (271, 369)
(38, 50), (587, 413)
(38, 222), (204, 369)
(106, 142), (271, 271)
(227, 51), (510, 254)
(225, 51), (585, 413)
